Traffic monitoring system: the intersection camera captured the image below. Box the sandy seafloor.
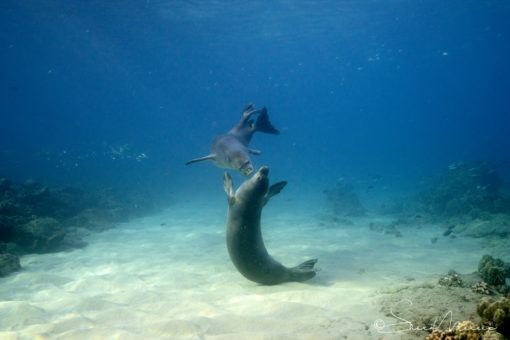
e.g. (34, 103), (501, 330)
(0, 196), (499, 340)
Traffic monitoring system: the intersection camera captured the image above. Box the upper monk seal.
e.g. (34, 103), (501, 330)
(223, 166), (318, 285)
(186, 103), (279, 176)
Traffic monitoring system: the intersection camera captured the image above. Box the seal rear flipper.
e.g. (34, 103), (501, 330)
(239, 103), (261, 124)
(288, 259), (318, 282)
(255, 108), (280, 135)
(185, 154), (216, 165)
(242, 102), (254, 116)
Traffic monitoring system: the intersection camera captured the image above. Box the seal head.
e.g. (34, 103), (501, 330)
(234, 165), (269, 203)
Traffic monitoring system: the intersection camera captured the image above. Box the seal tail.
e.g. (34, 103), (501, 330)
(288, 258), (318, 282)
(255, 108), (280, 135)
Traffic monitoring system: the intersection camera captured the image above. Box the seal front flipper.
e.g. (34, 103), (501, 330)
(248, 149), (261, 155)
(264, 181), (287, 205)
(288, 259), (318, 282)
(223, 172), (235, 206)
(185, 154), (216, 165)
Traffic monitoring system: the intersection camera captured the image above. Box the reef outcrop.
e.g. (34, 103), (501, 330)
(417, 161), (508, 218)
(0, 253), (20, 277)
(404, 161), (510, 240)
(324, 181), (365, 217)
(478, 255), (510, 294)
(477, 297), (510, 338)
(0, 174), (165, 276)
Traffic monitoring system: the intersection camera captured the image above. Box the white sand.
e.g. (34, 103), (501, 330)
(0, 200), (487, 340)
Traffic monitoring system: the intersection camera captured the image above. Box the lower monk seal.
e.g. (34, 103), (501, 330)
(186, 103), (279, 176)
(223, 166), (318, 285)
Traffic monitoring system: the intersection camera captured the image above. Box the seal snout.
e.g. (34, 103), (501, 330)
(241, 165), (254, 176)
(257, 166), (269, 177)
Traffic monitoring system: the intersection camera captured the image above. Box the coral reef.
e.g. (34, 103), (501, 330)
(375, 160), (510, 250)
(418, 161), (508, 218)
(481, 330), (505, 340)
(478, 255), (509, 294)
(407, 161), (510, 242)
(11, 217), (68, 253)
(426, 329), (457, 340)
(455, 320), (481, 340)
(425, 322), (504, 340)
(0, 174), (166, 276)
(477, 297), (510, 338)
(439, 270), (464, 287)
(324, 181), (365, 217)
(378, 279), (481, 340)
(472, 282), (491, 295)
(479, 255), (510, 279)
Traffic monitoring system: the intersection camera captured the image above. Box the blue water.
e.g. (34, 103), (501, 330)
(2, 2), (510, 338)
(1, 0), (510, 198)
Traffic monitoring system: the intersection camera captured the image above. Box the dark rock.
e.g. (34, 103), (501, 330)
(369, 222), (385, 233)
(369, 221), (402, 237)
(0, 242), (23, 256)
(12, 217), (66, 253)
(0, 175), (166, 256)
(324, 182), (365, 217)
(0, 176), (13, 194)
(0, 253), (21, 276)
(0, 200), (26, 216)
(455, 214), (510, 238)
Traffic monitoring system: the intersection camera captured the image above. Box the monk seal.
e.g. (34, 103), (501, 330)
(186, 103), (279, 176)
(223, 166), (318, 285)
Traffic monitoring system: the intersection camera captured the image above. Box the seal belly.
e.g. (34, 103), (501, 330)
(226, 204), (290, 285)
